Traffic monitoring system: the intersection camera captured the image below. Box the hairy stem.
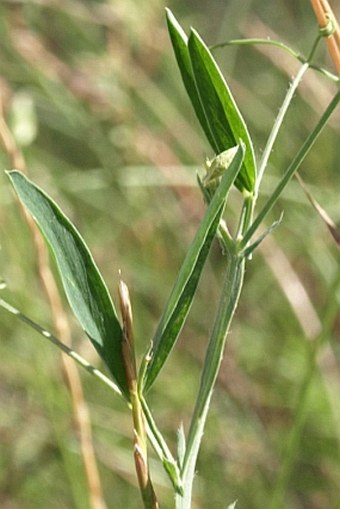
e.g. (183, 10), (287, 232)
(176, 252), (245, 509)
(256, 62), (309, 192)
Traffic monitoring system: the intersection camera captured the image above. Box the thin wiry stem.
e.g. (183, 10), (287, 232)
(0, 297), (124, 396)
(211, 38), (338, 82)
(211, 38), (303, 61)
(0, 293), (182, 493)
(255, 62), (309, 193)
(242, 90), (340, 248)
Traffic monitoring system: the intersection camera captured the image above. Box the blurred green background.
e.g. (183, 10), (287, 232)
(0, 1), (339, 508)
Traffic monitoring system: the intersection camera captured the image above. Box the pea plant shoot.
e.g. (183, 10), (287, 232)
(1, 4), (339, 509)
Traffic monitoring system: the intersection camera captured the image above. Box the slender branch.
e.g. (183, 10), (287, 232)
(241, 90), (340, 248)
(0, 293), (182, 494)
(255, 62), (309, 193)
(240, 60), (308, 252)
(211, 38), (338, 82)
(0, 297), (124, 396)
(211, 38), (303, 61)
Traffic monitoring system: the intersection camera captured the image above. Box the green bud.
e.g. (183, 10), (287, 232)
(203, 146), (238, 194)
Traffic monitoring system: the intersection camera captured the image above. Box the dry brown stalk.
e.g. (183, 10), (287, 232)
(310, 0), (340, 75)
(118, 277), (159, 509)
(0, 92), (107, 509)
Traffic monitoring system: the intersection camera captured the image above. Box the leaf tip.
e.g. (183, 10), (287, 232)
(6, 168), (22, 180)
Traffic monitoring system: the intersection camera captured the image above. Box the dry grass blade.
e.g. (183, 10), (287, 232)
(295, 172), (340, 246)
(310, 0), (340, 75)
(0, 94), (107, 509)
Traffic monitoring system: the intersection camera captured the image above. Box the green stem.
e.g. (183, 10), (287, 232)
(235, 192), (255, 241)
(211, 38), (338, 82)
(141, 396), (183, 495)
(256, 62), (309, 193)
(0, 296), (180, 494)
(241, 90), (340, 248)
(238, 61), (308, 254)
(176, 252), (245, 509)
(211, 38), (303, 61)
(0, 297), (123, 397)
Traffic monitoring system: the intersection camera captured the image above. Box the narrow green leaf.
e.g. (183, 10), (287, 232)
(188, 29), (256, 192)
(165, 8), (256, 193)
(142, 144), (245, 392)
(7, 170), (129, 399)
(165, 8), (217, 151)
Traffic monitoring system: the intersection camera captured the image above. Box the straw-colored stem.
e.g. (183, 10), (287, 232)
(118, 278), (160, 509)
(0, 95), (107, 509)
(310, 0), (340, 75)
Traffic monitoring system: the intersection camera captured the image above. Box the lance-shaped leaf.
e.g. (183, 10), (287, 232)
(188, 29), (256, 192)
(7, 170), (129, 399)
(165, 8), (256, 193)
(142, 144), (245, 392)
(165, 8), (217, 151)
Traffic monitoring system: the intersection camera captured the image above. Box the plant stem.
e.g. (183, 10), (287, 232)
(239, 61), (308, 253)
(118, 279), (159, 509)
(211, 38), (303, 61)
(212, 38), (338, 82)
(235, 192), (255, 241)
(0, 295), (182, 493)
(176, 251), (245, 509)
(0, 297), (124, 396)
(241, 90), (340, 248)
(255, 62), (309, 193)
(141, 396), (183, 494)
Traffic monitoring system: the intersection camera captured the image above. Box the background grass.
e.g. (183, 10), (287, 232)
(0, 1), (339, 508)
